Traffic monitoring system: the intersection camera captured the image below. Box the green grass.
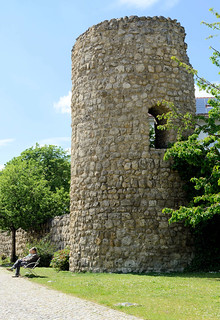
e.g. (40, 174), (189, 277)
(12, 267), (220, 320)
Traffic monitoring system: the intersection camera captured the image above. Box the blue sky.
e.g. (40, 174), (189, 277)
(0, 0), (219, 168)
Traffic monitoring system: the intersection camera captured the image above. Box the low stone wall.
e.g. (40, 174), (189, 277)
(0, 214), (70, 258)
(49, 214), (70, 250)
(0, 230), (12, 257)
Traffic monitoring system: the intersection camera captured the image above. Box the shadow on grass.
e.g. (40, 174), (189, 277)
(3, 262), (218, 281)
(0, 264), (48, 279)
(0, 263), (12, 268)
(24, 274), (48, 279)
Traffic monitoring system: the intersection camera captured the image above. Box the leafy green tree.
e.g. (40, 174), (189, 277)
(160, 8), (220, 227)
(0, 145), (70, 262)
(8, 143), (70, 193)
(162, 106), (220, 227)
(158, 8), (220, 270)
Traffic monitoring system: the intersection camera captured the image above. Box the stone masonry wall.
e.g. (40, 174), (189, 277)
(70, 16), (195, 273)
(0, 214), (70, 258)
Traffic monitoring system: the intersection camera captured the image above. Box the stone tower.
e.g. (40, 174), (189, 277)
(70, 16), (195, 273)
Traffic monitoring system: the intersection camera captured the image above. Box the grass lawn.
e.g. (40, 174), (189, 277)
(10, 267), (219, 320)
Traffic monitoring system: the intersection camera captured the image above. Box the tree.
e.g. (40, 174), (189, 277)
(159, 8), (220, 227)
(158, 9), (220, 270)
(8, 143), (71, 193)
(162, 105), (220, 227)
(0, 145), (70, 262)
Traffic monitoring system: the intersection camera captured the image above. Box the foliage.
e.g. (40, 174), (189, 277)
(21, 268), (220, 320)
(0, 144), (70, 261)
(157, 100), (197, 141)
(163, 116), (220, 227)
(201, 8), (220, 39)
(50, 247), (70, 271)
(8, 143), (71, 193)
(0, 254), (10, 266)
(185, 215), (220, 272)
(0, 253), (7, 261)
(160, 105), (220, 228)
(157, 8), (220, 271)
(25, 235), (57, 267)
(0, 160), (66, 231)
(149, 125), (156, 147)
(158, 9), (220, 228)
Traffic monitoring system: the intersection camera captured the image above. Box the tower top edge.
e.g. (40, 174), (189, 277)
(73, 15), (185, 45)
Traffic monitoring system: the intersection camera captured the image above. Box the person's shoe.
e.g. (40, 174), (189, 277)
(12, 274), (19, 277)
(7, 268), (13, 272)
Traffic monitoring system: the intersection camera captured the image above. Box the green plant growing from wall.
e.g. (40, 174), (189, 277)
(149, 125), (156, 148)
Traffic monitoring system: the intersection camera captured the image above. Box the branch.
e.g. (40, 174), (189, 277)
(171, 56), (220, 94)
(196, 74), (220, 92)
(210, 46), (220, 56)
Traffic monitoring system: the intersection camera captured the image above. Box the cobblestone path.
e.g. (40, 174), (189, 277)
(0, 268), (141, 320)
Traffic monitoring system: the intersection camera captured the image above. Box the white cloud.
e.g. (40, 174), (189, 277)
(118, 0), (180, 9)
(119, 0), (160, 8)
(0, 138), (14, 147)
(53, 91), (71, 114)
(0, 164), (4, 171)
(195, 85), (214, 98)
(164, 0), (179, 9)
(38, 137), (71, 147)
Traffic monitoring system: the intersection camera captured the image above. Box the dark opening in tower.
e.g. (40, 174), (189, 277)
(148, 105), (169, 149)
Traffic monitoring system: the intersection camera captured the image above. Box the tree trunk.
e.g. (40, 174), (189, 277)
(10, 227), (16, 263)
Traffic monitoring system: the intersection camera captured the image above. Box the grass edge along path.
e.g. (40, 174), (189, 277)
(1, 262), (219, 320)
(14, 267), (220, 320)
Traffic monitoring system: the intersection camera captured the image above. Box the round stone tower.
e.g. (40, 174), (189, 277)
(70, 16), (195, 273)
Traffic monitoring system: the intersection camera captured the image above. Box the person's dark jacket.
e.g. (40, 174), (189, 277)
(24, 253), (39, 264)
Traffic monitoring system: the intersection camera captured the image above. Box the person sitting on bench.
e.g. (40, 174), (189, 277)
(8, 247), (39, 277)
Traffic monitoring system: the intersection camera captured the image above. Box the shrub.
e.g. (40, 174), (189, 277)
(0, 253), (7, 261)
(0, 254), (10, 265)
(25, 234), (57, 267)
(186, 215), (220, 272)
(50, 247), (70, 271)
(0, 253), (10, 266)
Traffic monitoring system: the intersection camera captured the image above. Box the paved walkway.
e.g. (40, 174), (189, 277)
(0, 267), (141, 320)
